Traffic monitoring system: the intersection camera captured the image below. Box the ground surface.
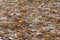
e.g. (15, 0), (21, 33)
(0, 0), (60, 40)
